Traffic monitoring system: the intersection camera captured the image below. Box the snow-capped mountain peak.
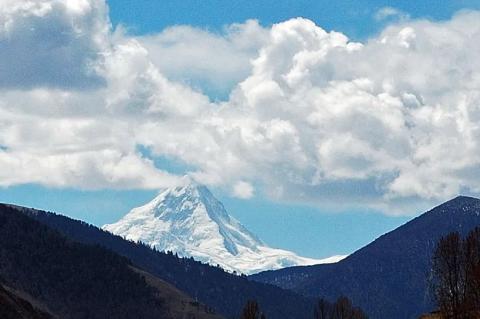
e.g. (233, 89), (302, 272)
(103, 180), (345, 274)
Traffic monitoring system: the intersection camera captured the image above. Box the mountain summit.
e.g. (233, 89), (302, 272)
(103, 180), (343, 274)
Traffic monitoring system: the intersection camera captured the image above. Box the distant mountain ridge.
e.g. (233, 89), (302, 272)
(251, 196), (480, 319)
(103, 179), (344, 274)
(7, 194), (477, 319)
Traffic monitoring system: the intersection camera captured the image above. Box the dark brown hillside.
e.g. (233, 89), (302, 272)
(0, 283), (53, 319)
(132, 267), (223, 319)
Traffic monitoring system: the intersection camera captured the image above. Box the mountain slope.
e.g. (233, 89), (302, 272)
(0, 204), (221, 319)
(130, 267), (223, 319)
(0, 283), (53, 319)
(251, 196), (480, 319)
(15, 203), (319, 319)
(103, 180), (343, 274)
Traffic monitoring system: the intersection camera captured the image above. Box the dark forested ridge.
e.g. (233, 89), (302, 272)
(0, 204), (221, 319)
(8, 203), (317, 319)
(251, 196), (480, 319)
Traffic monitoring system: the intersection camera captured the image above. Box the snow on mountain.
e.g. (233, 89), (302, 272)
(103, 179), (345, 274)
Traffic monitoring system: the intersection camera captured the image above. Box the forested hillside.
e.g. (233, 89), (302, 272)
(252, 196), (480, 319)
(0, 204), (220, 319)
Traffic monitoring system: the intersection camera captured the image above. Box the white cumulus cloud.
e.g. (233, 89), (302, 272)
(233, 181), (254, 199)
(139, 19), (268, 99)
(374, 7), (410, 22)
(2, 0), (480, 214)
(0, 0), (110, 89)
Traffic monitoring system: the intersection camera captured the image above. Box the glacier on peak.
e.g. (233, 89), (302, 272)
(102, 180), (345, 274)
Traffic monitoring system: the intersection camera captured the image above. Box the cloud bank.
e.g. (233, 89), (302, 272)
(2, 0), (480, 214)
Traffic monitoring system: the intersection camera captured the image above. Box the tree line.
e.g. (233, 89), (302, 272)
(240, 296), (368, 319)
(431, 227), (480, 319)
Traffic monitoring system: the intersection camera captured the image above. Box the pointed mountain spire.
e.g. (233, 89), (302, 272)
(103, 180), (345, 274)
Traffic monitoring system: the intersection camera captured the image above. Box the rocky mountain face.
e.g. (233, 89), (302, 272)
(103, 180), (343, 274)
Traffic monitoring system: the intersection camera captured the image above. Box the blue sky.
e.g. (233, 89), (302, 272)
(108, 0), (480, 39)
(0, 184), (408, 257)
(1, 0), (480, 259)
